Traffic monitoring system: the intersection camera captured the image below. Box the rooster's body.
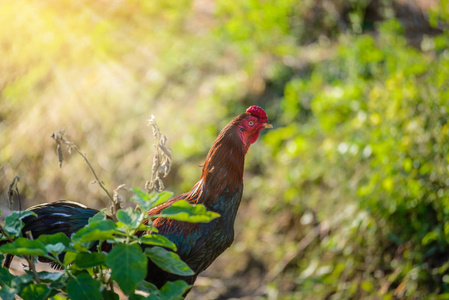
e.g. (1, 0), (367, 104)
(5, 106), (272, 293)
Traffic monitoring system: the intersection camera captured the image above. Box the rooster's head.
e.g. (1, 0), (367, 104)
(236, 106), (273, 151)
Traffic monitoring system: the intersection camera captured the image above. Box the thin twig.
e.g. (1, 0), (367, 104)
(72, 148), (114, 202)
(0, 224), (14, 243)
(111, 184), (127, 221)
(24, 231), (41, 283)
(51, 130), (116, 211)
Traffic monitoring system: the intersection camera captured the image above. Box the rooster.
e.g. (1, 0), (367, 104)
(4, 106), (272, 292)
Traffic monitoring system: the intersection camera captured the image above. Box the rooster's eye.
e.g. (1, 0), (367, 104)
(248, 121), (254, 126)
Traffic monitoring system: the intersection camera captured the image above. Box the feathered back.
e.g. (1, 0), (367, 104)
(195, 113), (247, 203)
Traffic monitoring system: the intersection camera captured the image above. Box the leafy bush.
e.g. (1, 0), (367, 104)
(256, 18), (449, 298)
(0, 189), (219, 299)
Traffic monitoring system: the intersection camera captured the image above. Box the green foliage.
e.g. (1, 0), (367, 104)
(74, 252), (106, 269)
(0, 238), (48, 257)
(66, 273), (101, 300)
(132, 189), (173, 212)
(145, 247), (194, 277)
(140, 235), (177, 251)
(429, 0), (449, 29)
(258, 17), (449, 299)
(216, 0), (299, 55)
(158, 200), (220, 223)
(135, 280), (190, 300)
(71, 219), (117, 245)
(0, 190), (218, 298)
(146, 281), (191, 300)
(1, 0), (447, 298)
(20, 283), (51, 300)
(3, 211), (37, 238)
(106, 244), (147, 295)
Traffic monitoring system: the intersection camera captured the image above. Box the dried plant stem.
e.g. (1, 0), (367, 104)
(73, 148), (114, 203)
(111, 184), (127, 219)
(51, 131), (119, 219)
(145, 115), (172, 193)
(0, 224), (14, 243)
(7, 175), (21, 211)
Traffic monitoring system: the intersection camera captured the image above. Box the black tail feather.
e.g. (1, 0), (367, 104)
(3, 200), (100, 269)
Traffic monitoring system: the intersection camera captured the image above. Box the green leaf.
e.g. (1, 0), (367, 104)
(145, 280), (191, 300)
(34, 233), (71, 256)
(13, 273), (34, 284)
(0, 267), (14, 285)
(136, 280), (159, 294)
(88, 211), (107, 224)
(45, 243), (65, 255)
(64, 251), (77, 266)
(37, 232), (70, 247)
(158, 200), (220, 223)
(48, 273), (69, 290)
(4, 211), (37, 237)
(131, 188), (173, 211)
(10, 274), (34, 294)
(19, 211), (38, 219)
(71, 219), (117, 244)
(67, 273), (101, 300)
(75, 252), (107, 269)
(0, 286), (17, 300)
(106, 243), (147, 295)
(136, 223), (158, 233)
(36, 271), (64, 282)
(145, 246), (194, 276)
(159, 280), (191, 299)
(50, 296), (69, 300)
(140, 234), (177, 251)
(19, 283), (51, 300)
(0, 237), (48, 256)
(102, 289), (120, 300)
(117, 208), (144, 229)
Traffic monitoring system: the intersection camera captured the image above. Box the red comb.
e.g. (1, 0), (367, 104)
(246, 106), (267, 120)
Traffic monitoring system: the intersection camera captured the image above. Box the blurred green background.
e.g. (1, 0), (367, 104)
(1, 0), (449, 298)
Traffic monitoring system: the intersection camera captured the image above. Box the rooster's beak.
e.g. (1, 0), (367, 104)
(263, 122), (273, 129)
